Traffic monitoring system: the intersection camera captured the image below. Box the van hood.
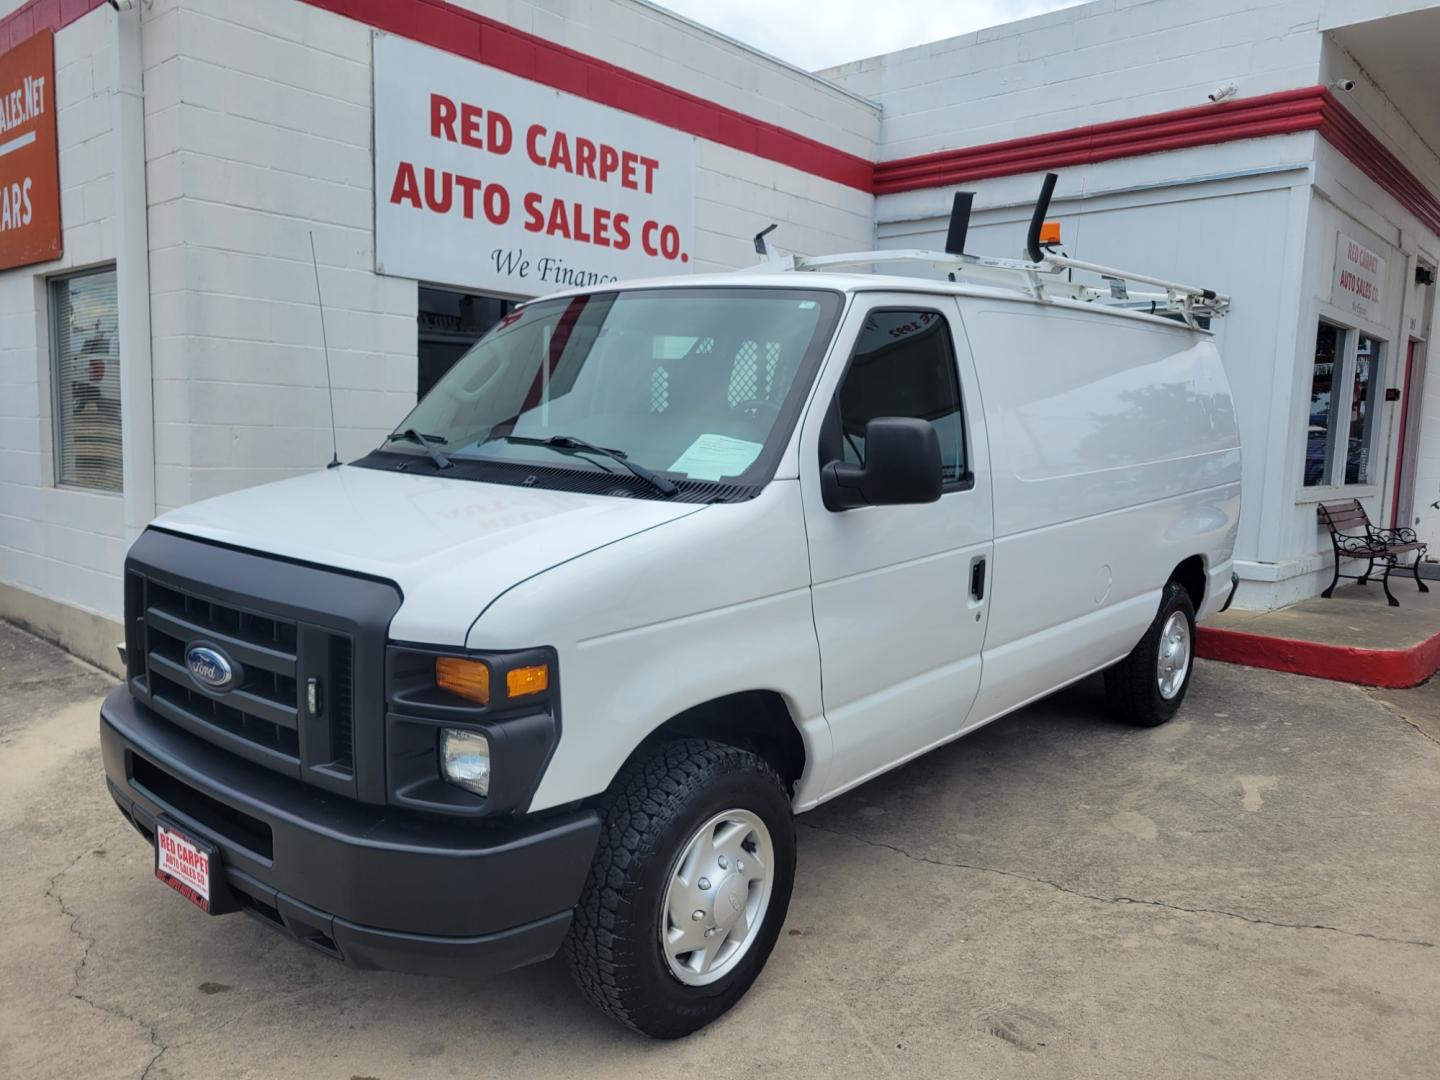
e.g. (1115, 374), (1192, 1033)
(150, 465), (704, 645)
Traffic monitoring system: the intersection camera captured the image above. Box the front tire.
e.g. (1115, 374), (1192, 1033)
(564, 738), (796, 1038)
(1104, 580), (1196, 726)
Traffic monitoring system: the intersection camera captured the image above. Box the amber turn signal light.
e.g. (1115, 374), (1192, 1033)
(435, 656), (490, 705)
(506, 663), (550, 698)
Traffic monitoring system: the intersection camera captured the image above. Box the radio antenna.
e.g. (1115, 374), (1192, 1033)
(308, 231), (341, 468)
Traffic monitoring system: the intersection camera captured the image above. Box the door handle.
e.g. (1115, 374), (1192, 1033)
(970, 557), (986, 601)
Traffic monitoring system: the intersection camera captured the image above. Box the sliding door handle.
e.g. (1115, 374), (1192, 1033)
(970, 556), (986, 601)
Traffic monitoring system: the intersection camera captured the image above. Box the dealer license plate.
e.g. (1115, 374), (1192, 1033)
(154, 820), (215, 913)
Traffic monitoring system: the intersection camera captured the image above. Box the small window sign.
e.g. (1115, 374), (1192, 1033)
(1333, 234), (1384, 322)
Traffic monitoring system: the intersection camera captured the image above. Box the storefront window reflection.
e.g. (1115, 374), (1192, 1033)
(1304, 322), (1341, 487)
(1345, 335), (1381, 484)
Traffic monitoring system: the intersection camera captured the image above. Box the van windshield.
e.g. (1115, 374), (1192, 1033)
(387, 287), (843, 490)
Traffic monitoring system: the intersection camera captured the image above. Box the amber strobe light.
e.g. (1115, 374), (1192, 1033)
(506, 662), (550, 698)
(435, 657), (490, 704)
(1039, 220), (1062, 245)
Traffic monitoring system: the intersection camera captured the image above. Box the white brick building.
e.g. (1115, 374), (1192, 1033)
(1, 0), (1438, 669)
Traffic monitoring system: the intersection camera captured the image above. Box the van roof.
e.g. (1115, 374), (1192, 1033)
(528, 269), (1216, 334)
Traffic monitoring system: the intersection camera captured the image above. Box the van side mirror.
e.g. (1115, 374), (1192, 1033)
(821, 417), (944, 511)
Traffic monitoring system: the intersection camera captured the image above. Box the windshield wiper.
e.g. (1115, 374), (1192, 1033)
(500, 434), (678, 497)
(383, 428), (452, 470)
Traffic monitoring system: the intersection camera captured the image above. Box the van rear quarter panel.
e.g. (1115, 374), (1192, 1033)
(959, 299), (1240, 721)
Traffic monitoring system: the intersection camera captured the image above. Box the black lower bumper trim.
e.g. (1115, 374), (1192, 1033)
(101, 685), (599, 977)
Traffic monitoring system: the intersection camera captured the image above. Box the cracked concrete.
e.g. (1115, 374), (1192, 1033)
(1365, 678), (1440, 750)
(802, 821), (1437, 949)
(0, 620), (1438, 1080)
(44, 827), (168, 1079)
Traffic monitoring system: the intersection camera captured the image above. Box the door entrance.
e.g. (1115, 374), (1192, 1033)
(1391, 340), (1426, 528)
(417, 286), (514, 399)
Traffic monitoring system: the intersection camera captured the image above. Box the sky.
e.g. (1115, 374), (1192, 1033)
(647, 0), (1087, 72)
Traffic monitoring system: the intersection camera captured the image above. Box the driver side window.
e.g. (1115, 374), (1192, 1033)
(835, 309), (968, 483)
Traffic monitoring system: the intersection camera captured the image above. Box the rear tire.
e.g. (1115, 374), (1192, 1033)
(564, 738), (796, 1038)
(1105, 580), (1195, 726)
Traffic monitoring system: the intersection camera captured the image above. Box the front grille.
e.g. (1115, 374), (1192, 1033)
(130, 572), (356, 783)
(328, 636), (354, 771)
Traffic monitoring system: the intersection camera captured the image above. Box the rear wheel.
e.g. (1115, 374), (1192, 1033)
(564, 738), (796, 1038)
(1104, 580), (1195, 726)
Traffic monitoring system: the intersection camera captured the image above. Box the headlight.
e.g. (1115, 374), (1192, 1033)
(386, 644), (558, 816)
(439, 729), (491, 796)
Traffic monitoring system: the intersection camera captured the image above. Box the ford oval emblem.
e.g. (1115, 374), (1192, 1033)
(185, 644), (235, 691)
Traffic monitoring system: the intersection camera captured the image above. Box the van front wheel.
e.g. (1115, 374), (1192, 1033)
(564, 738), (796, 1038)
(1105, 580), (1195, 726)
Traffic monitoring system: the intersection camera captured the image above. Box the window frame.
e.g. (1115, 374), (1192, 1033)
(820, 304), (975, 495)
(48, 263), (122, 495)
(1299, 315), (1388, 494)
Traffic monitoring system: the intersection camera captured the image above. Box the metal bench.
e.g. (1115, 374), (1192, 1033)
(1318, 499), (1429, 607)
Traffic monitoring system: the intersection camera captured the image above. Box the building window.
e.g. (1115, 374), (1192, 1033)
(1302, 320), (1385, 488)
(836, 309), (967, 483)
(51, 267), (122, 492)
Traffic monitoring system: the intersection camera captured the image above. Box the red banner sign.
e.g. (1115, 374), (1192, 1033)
(0, 29), (61, 271)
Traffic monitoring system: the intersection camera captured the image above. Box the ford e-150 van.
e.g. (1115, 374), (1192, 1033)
(100, 189), (1239, 1037)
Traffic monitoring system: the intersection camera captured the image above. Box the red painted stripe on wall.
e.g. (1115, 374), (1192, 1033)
(872, 87), (1330, 193)
(873, 85), (1440, 241)
(0, 0), (105, 56)
(1318, 93), (1440, 238)
(296, 0), (874, 191)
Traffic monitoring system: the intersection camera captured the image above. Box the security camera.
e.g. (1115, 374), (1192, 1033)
(1207, 84), (1238, 103)
(1331, 78), (1356, 93)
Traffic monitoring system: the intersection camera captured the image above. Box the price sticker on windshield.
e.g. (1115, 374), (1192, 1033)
(670, 434), (762, 481)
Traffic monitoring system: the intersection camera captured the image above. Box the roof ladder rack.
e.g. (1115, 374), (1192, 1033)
(757, 173), (1230, 328)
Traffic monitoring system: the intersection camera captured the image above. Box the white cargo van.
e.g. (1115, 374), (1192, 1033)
(101, 181), (1239, 1037)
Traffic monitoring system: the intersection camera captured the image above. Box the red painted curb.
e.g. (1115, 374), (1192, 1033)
(1196, 625), (1440, 689)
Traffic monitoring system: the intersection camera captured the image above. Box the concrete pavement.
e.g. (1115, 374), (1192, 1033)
(1, 620), (1436, 1080)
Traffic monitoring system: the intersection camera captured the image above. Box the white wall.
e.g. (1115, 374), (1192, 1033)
(0, 5), (127, 622)
(143, 0), (417, 510)
(822, 0), (1325, 162)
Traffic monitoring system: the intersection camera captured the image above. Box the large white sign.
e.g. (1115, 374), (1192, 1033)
(374, 34), (696, 296)
(1332, 233), (1384, 322)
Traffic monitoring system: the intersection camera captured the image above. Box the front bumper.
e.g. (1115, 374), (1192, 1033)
(100, 685), (600, 978)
